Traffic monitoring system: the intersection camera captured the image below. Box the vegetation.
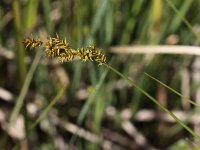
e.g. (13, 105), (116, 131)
(1, 0), (200, 149)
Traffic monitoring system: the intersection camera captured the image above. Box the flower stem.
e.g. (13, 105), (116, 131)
(103, 63), (200, 141)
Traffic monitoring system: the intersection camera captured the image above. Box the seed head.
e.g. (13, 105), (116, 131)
(23, 34), (107, 65)
(45, 34), (71, 57)
(23, 36), (43, 49)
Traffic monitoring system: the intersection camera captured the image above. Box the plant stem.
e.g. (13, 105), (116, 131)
(30, 85), (66, 129)
(166, 0), (200, 41)
(144, 72), (200, 108)
(103, 63), (200, 141)
(9, 50), (42, 127)
(12, 0), (27, 84)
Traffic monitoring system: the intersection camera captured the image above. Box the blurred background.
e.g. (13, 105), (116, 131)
(1, 0), (200, 149)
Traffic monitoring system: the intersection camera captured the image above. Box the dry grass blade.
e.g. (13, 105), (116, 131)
(122, 120), (155, 150)
(0, 11), (13, 31)
(0, 47), (15, 59)
(0, 88), (15, 102)
(110, 45), (200, 55)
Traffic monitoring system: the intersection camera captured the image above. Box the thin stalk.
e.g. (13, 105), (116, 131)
(11, 85), (66, 150)
(69, 68), (108, 146)
(12, 2), (28, 145)
(9, 49), (42, 128)
(30, 85), (66, 129)
(12, 0), (27, 84)
(7, 49), (41, 150)
(166, 0), (200, 41)
(144, 72), (200, 108)
(103, 63), (200, 141)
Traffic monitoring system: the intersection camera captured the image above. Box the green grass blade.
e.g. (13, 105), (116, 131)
(25, 0), (39, 30)
(9, 49), (42, 128)
(144, 72), (200, 108)
(42, 0), (53, 33)
(166, 0), (200, 41)
(77, 68), (108, 125)
(120, 0), (145, 44)
(31, 85), (66, 129)
(167, 0), (193, 33)
(12, 0), (27, 84)
(90, 0), (108, 36)
(105, 1), (114, 45)
(69, 68), (108, 145)
(103, 63), (200, 141)
(10, 84), (66, 150)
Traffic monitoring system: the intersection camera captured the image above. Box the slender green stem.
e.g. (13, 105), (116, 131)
(144, 72), (200, 108)
(103, 63), (200, 141)
(30, 85), (66, 129)
(12, 1), (28, 146)
(166, 0), (200, 41)
(9, 50), (42, 128)
(11, 84), (66, 150)
(8, 49), (41, 150)
(69, 68), (108, 145)
(12, 0), (27, 84)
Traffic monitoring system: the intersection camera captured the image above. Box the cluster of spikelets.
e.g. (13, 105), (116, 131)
(23, 34), (106, 65)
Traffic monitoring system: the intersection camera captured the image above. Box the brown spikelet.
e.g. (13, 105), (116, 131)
(23, 36), (43, 49)
(45, 34), (71, 58)
(77, 48), (93, 62)
(87, 45), (106, 65)
(24, 34), (107, 65)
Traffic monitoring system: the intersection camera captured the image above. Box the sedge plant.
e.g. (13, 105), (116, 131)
(23, 34), (200, 142)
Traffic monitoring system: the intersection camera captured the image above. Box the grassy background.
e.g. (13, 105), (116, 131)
(1, 0), (200, 149)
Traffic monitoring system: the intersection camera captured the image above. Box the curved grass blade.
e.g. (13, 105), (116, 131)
(103, 63), (200, 141)
(144, 72), (200, 108)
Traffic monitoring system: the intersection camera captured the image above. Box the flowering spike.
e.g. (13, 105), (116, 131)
(23, 36), (43, 50)
(23, 34), (107, 65)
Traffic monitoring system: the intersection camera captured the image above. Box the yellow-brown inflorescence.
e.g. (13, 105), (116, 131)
(76, 45), (106, 65)
(23, 34), (107, 65)
(23, 36), (43, 49)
